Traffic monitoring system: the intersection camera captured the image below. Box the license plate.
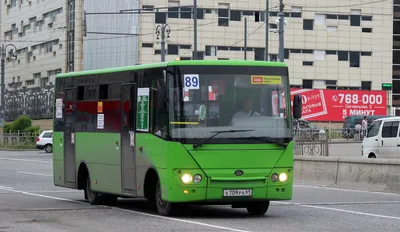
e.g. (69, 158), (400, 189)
(223, 189), (252, 197)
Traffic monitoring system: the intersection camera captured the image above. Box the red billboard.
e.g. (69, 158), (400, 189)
(290, 88), (388, 122)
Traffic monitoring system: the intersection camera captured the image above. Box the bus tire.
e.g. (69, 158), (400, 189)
(86, 177), (104, 205)
(246, 201), (270, 216)
(155, 179), (177, 216)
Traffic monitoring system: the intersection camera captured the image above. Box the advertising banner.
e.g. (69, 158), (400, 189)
(290, 88), (388, 122)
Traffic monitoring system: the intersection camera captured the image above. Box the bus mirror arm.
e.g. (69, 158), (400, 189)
(293, 94), (302, 119)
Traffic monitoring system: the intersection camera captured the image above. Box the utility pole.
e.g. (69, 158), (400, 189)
(193, 0), (198, 60)
(155, 24), (171, 62)
(244, 17), (248, 60)
(0, 44), (17, 127)
(278, 0), (285, 62)
(265, 0), (269, 61)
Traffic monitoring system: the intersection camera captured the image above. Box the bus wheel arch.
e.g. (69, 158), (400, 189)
(368, 153), (377, 158)
(77, 162), (89, 198)
(144, 168), (159, 202)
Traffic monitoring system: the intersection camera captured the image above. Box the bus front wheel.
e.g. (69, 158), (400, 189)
(155, 179), (177, 216)
(246, 201), (270, 216)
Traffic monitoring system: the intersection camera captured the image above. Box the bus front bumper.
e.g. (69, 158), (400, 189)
(166, 170), (293, 204)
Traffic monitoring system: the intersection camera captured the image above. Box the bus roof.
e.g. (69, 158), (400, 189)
(56, 60), (288, 78)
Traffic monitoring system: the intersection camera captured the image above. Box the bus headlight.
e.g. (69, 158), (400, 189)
(193, 174), (202, 183)
(279, 173), (288, 182)
(181, 174), (193, 184)
(271, 173), (279, 182)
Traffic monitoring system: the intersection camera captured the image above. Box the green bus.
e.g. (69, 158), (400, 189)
(52, 60), (302, 216)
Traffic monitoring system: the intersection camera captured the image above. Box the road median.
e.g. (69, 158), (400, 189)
(294, 156), (400, 194)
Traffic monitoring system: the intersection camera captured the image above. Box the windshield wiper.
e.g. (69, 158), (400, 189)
(245, 136), (288, 148)
(192, 129), (255, 149)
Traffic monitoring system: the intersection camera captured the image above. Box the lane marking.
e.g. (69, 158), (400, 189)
(272, 201), (400, 206)
(29, 191), (79, 193)
(0, 186), (86, 204)
(271, 200), (400, 220)
(0, 158), (51, 164)
(0, 186), (250, 232)
(18, 171), (52, 177)
(294, 184), (400, 196)
(301, 204), (400, 220)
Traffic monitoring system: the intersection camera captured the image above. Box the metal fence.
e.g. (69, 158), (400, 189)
(324, 128), (363, 141)
(294, 130), (329, 157)
(0, 132), (40, 148)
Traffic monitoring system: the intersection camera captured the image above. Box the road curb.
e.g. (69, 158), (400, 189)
(0, 148), (37, 151)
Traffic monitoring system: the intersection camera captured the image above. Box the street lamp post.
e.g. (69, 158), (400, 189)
(155, 24), (171, 62)
(0, 44), (17, 127)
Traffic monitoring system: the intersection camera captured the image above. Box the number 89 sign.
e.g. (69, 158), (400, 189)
(184, 74), (200, 90)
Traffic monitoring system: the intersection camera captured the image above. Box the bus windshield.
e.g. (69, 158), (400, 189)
(167, 65), (293, 143)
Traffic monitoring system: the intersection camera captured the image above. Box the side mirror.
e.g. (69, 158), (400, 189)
(293, 94), (302, 119)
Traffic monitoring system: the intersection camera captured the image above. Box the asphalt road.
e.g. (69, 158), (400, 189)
(1, 150), (400, 232)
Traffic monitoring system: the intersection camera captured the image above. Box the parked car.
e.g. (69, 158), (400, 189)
(36, 130), (53, 153)
(362, 117), (400, 159)
(293, 119), (325, 140)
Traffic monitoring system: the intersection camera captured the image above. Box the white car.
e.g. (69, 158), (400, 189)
(362, 117), (400, 159)
(36, 130), (53, 153)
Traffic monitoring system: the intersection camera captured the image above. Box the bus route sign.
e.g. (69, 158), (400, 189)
(137, 88), (150, 132)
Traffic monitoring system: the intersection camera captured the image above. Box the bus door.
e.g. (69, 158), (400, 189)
(64, 88), (76, 187)
(120, 84), (137, 195)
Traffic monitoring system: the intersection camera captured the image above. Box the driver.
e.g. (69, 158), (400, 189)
(232, 97), (260, 118)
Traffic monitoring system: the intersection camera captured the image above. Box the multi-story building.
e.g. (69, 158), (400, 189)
(0, 0), (83, 122)
(393, 0), (400, 115)
(83, 0), (393, 117)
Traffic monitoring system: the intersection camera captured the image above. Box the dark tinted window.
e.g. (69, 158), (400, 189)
(42, 132), (53, 138)
(303, 19), (314, 30)
(350, 52), (360, 67)
(155, 12), (166, 24)
(230, 10), (241, 21)
(382, 121), (399, 138)
(350, 15), (360, 26)
(338, 51), (348, 61)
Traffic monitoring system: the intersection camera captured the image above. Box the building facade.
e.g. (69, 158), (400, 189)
(0, 0), (83, 121)
(83, 0), (393, 110)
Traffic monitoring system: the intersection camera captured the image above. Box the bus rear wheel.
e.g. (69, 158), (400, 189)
(85, 177), (117, 205)
(246, 201), (270, 216)
(155, 179), (177, 216)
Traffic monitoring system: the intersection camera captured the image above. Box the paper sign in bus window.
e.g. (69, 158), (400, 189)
(251, 75), (282, 85)
(184, 74), (200, 90)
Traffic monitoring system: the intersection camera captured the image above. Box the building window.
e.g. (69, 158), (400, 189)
(302, 79), (313, 89)
(230, 10), (241, 21)
(155, 12), (167, 24)
(303, 61), (314, 66)
(167, 44), (179, 55)
(180, 7), (192, 19)
(218, 3), (230, 26)
(394, 51), (400, 64)
(350, 10), (361, 26)
(362, 28), (372, 33)
(303, 19), (314, 30)
(338, 51), (348, 61)
(67, 0), (75, 72)
(394, 21), (400, 34)
(362, 15), (372, 21)
(361, 81), (371, 90)
(315, 14), (326, 25)
(168, 1), (179, 18)
(291, 7), (302, 18)
(349, 52), (360, 67)
(314, 50), (326, 60)
(361, 52), (372, 56)
(205, 46), (217, 56)
(338, 15), (349, 20)
(327, 14), (338, 19)
(142, 43), (153, 48)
